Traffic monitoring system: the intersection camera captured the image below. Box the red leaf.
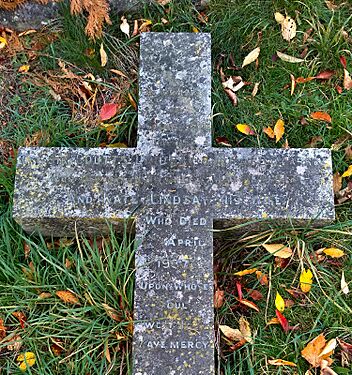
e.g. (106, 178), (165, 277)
(340, 55), (347, 69)
(236, 282), (243, 300)
(247, 289), (263, 301)
(315, 70), (335, 80)
(99, 103), (118, 121)
(215, 136), (232, 147)
(275, 309), (289, 333)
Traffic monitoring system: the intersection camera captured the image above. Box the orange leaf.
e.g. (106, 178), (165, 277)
(296, 76), (315, 83)
(274, 119), (285, 142)
(268, 359), (297, 367)
(310, 111), (332, 123)
(263, 127), (275, 139)
(267, 317), (280, 325)
(55, 290), (79, 304)
(99, 103), (118, 121)
(256, 270), (269, 285)
(12, 311), (26, 329)
(234, 268), (257, 276)
(301, 334), (327, 367)
(214, 290), (225, 309)
(239, 299), (260, 312)
(236, 124), (255, 135)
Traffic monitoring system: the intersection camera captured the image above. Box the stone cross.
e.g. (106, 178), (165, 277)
(13, 33), (334, 374)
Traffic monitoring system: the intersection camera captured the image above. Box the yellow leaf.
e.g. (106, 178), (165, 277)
(263, 126), (275, 139)
(268, 358), (297, 367)
(274, 119), (285, 142)
(322, 247), (345, 258)
(274, 12), (285, 24)
(0, 36), (7, 49)
(55, 290), (79, 304)
(234, 268), (257, 276)
(100, 43), (108, 67)
(17, 352), (36, 371)
(281, 16), (297, 41)
(239, 316), (252, 344)
(341, 271), (349, 295)
(219, 325), (243, 342)
(341, 165), (352, 178)
(242, 47), (260, 68)
(277, 51), (304, 63)
(239, 299), (260, 312)
(300, 268), (313, 293)
(18, 65), (30, 73)
(192, 26), (199, 33)
(236, 123), (255, 135)
(106, 142), (128, 148)
(262, 243), (292, 259)
(275, 292), (285, 312)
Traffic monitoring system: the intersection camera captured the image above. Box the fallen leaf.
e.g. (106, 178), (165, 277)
(157, 0), (172, 4)
(242, 47), (260, 68)
(236, 124), (255, 135)
(102, 303), (122, 321)
(100, 43), (107, 67)
(300, 268), (313, 293)
(247, 289), (263, 301)
(296, 76), (315, 83)
(290, 74), (296, 95)
(333, 172), (342, 194)
(38, 292), (52, 299)
(252, 82), (260, 96)
(219, 325), (243, 342)
(18, 29), (37, 37)
(239, 316), (252, 343)
(110, 69), (128, 79)
(342, 165), (352, 178)
(18, 65), (30, 73)
(267, 317), (280, 325)
(120, 16), (130, 37)
(17, 352), (36, 372)
(99, 103), (118, 121)
(303, 28), (314, 43)
(274, 12), (285, 24)
(224, 88), (238, 106)
(315, 70), (335, 80)
(340, 55), (347, 69)
(319, 338), (337, 357)
(345, 146), (352, 160)
(274, 119), (285, 142)
(325, 0), (338, 10)
(275, 292), (285, 312)
(338, 338), (352, 355)
(263, 126), (275, 139)
(215, 136), (232, 147)
(275, 309), (289, 333)
(55, 290), (79, 304)
(128, 92), (137, 110)
(234, 268), (257, 276)
(239, 299), (260, 312)
(140, 19), (153, 32)
(214, 290), (225, 308)
(263, 243), (292, 259)
(341, 271), (349, 294)
(310, 112), (332, 123)
(301, 334), (327, 367)
(256, 270), (269, 285)
(132, 19), (139, 37)
(12, 311), (26, 329)
(281, 16), (297, 41)
(322, 247), (345, 258)
(277, 51), (304, 63)
(343, 69), (352, 90)
(0, 36), (7, 49)
(0, 319), (7, 339)
(7, 334), (22, 351)
(268, 359), (297, 367)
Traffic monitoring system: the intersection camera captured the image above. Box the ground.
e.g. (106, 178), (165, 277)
(0, 0), (351, 374)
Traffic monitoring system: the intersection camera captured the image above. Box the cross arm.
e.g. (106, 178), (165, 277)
(210, 147), (335, 228)
(13, 147), (140, 236)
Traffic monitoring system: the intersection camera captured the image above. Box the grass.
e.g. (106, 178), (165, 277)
(0, 0), (351, 374)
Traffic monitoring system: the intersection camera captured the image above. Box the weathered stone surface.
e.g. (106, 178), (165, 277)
(13, 33), (335, 374)
(0, 0), (208, 30)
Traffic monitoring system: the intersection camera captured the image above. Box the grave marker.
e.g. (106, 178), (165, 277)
(13, 33), (335, 374)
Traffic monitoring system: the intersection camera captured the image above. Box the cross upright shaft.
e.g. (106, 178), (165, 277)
(13, 33), (335, 375)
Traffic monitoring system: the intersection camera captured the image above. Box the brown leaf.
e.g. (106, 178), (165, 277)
(345, 145), (352, 160)
(296, 76), (315, 83)
(301, 334), (327, 367)
(340, 55), (347, 69)
(247, 289), (263, 301)
(307, 136), (323, 148)
(256, 270), (269, 286)
(219, 325), (243, 342)
(333, 172), (342, 194)
(239, 299), (260, 312)
(102, 303), (122, 322)
(310, 111), (332, 123)
(343, 69), (352, 90)
(224, 88), (238, 106)
(239, 316), (252, 344)
(303, 28), (314, 43)
(0, 319), (7, 339)
(268, 359), (297, 367)
(12, 311), (26, 329)
(214, 290), (225, 309)
(23, 242), (30, 259)
(315, 70), (335, 80)
(215, 137), (232, 147)
(55, 290), (79, 305)
(7, 334), (22, 351)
